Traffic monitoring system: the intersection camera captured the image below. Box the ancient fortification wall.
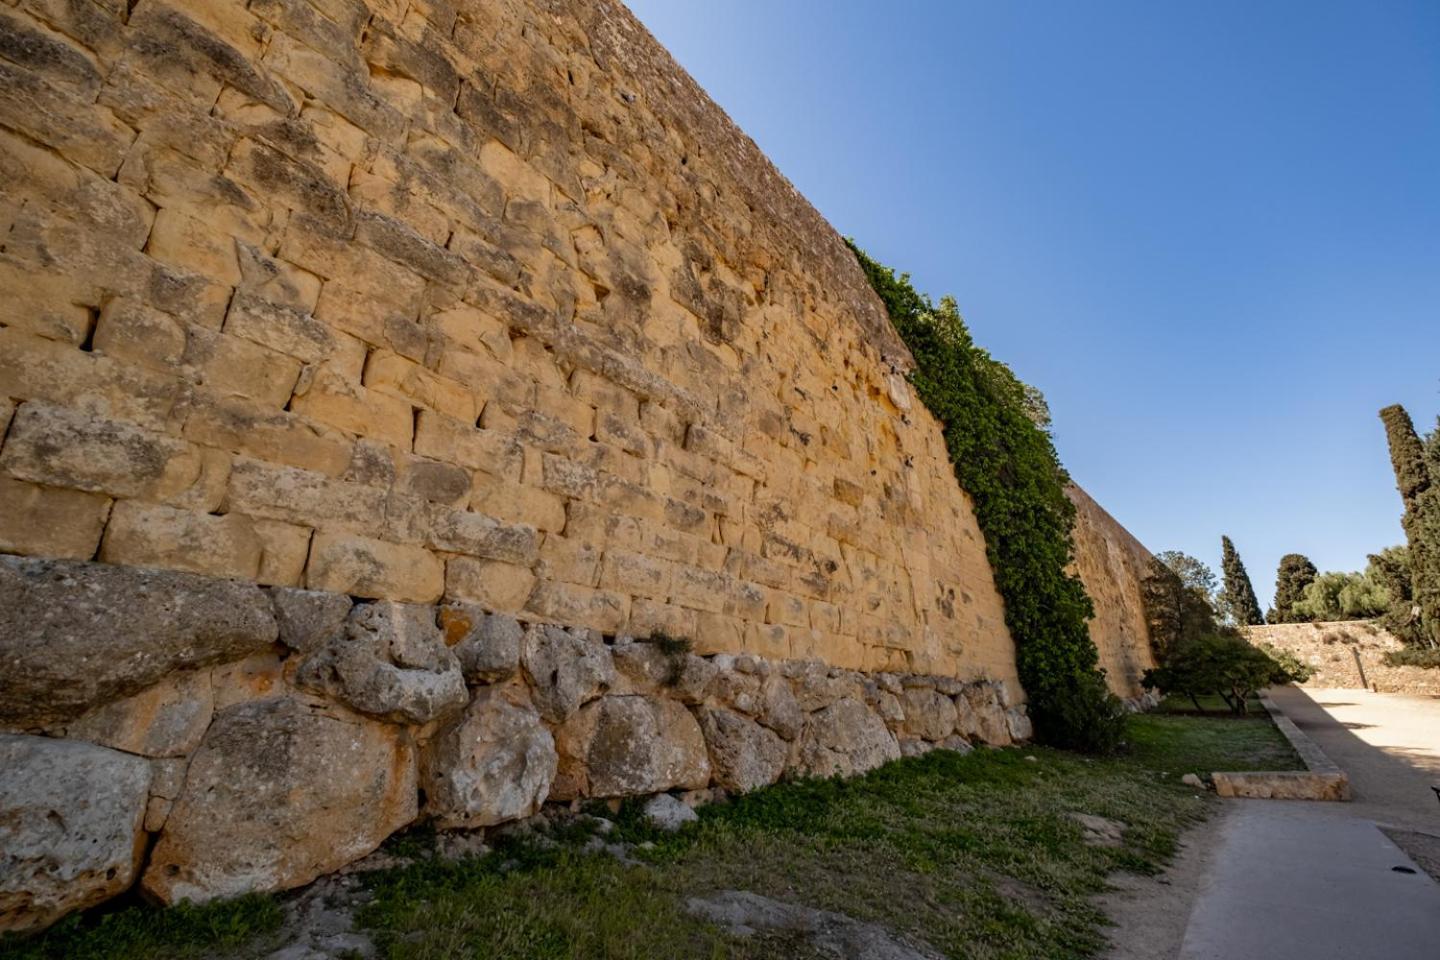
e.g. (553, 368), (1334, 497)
(1244, 621), (1440, 697)
(1069, 487), (1158, 698)
(0, 0), (1156, 932)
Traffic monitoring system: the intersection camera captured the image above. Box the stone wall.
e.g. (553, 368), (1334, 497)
(1244, 621), (1440, 697)
(1068, 487), (1158, 698)
(0, 0), (1157, 932)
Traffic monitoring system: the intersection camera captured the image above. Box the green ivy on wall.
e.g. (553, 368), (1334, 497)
(849, 242), (1126, 752)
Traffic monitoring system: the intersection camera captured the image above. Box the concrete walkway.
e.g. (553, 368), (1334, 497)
(1175, 686), (1440, 960)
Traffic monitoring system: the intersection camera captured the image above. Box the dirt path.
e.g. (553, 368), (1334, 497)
(1098, 804), (1229, 960)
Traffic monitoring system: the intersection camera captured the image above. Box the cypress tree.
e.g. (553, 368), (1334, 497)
(1380, 405), (1440, 647)
(1272, 553), (1317, 623)
(1220, 535), (1265, 626)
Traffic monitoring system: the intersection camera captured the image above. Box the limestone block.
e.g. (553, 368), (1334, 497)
(289, 365), (414, 449)
(296, 600), (466, 724)
(521, 623), (615, 723)
(438, 603), (523, 683)
(445, 556), (537, 613)
(254, 519), (312, 586)
(146, 207), (241, 286)
(898, 688), (958, 742)
(64, 669), (214, 758)
(957, 684), (1012, 746)
(183, 394), (355, 478)
(0, 556), (277, 726)
(305, 531), (443, 602)
(427, 507), (539, 565)
(793, 697), (900, 779)
(599, 549), (672, 601)
(627, 598), (699, 642)
(0, 735), (151, 934)
(100, 500), (263, 580)
(552, 695), (711, 800)
(91, 297), (187, 369)
(364, 349), (476, 422)
(0, 401), (211, 503)
(269, 586), (352, 654)
(413, 410), (524, 477)
(525, 580), (629, 634)
(0, 477), (110, 559)
(423, 686), (556, 828)
(223, 292), (337, 366)
(469, 472), (566, 532)
(142, 697), (417, 903)
(695, 706), (787, 793)
(757, 675), (804, 741)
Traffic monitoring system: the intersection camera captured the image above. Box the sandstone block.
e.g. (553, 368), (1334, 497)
(696, 706), (787, 793)
(525, 580), (629, 634)
(92, 298), (187, 369)
(0, 477), (109, 559)
(225, 458), (385, 531)
(413, 410), (524, 477)
(427, 507), (539, 565)
(99, 500), (263, 580)
(445, 556), (537, 613)
(289, 365), (414, 449)
(469, 472), (566, 532)
(182, 326), (302, 408)
(438, 603), (523, 683)
(223, 292), (336, 364)
(0, 401), (209, 503)
(793, 697), (900, 779)
(142, 697), (417, 903)
(64, 669), (214, 758)
(0, 556), (276, 726)
(183, 395), (355, 478)
(296, 600), (466, 725)
(305, 531), (443, 602)
(423, 686), (556, 828)
(0, 735), (151, 934)
(552, 695), (711, 800)
(521, 623), (615, 723)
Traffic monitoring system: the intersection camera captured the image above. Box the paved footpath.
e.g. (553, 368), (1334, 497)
(1176, 686), (1440, 960)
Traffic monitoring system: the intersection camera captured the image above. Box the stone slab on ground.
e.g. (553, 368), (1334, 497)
(1178, 802), (1440, 960)
(1210, 689), (1349, 801)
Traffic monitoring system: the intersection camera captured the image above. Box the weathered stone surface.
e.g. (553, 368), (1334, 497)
(696, 706), (787, 793)
(793, 697), (900, 779)
(642, 793), (698, 832)
(957, 684), (1012, 746)
(0, 556), (277, 726)
(521, 624), (615, 723)
(552, 695), (710, 799)
(65, 669), (214, 758)
(612, 639), (716, 703)
(0, 735), (151, 934)
(296, 601), (466, 725)
(757, 675), (804, 740)
(1006, 708), (1034, 743)
(423, 686), (556, 829)
(142, 697), (417, 903)
(438, 603), (522, 684)
(899, 688), (958, 742)
(269, 587), (352, 654)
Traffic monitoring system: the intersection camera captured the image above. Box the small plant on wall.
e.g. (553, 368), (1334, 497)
(849, 242), (1125, 753)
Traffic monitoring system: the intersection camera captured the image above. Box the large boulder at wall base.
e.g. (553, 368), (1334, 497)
(793, 697), (901, 779)
(141, 697), (417, 904)
(551, 695), (710, 800)
(422, 686), (557, 828)
(955, 683), (1012, 746)
(296, 601), (467, 724)
(521, 624), (616, 723)
(695, 706), (788, 793)
(898, 687), (959, 742)
(0, 556), (277, 726)
(0, 734), (152, 935)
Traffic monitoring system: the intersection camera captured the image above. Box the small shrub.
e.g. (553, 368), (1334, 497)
(1143, 634), (1309, 715)
(1027, 669), (1128, 753)
(1382, 647), (1440, 669)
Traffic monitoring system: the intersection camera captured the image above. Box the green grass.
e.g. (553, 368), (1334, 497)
(2, 712), (1300, 960)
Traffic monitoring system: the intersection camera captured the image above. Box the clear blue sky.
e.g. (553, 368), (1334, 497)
(628, 0), (1440, 609)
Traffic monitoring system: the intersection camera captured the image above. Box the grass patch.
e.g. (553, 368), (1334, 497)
(4, 712), (1297, 960)
(1155, 693), (1265, 715)
(0, 894), (282, 960)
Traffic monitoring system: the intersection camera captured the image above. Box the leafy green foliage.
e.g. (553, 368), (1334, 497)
(1380, 405), (1440, 648)
(1289, 570), (1389, 622)
(1382, 646), (1440, 669)
(1141, 556), (1226, 661)
(848, 242), (1123, 752)
(1142, 634), (1309, 716)
(1367, 545), (1428, 645)
(1218, 536), (1265, 626)
(1155, 551), (1219, 606)
(1271, 553), (1318, 623)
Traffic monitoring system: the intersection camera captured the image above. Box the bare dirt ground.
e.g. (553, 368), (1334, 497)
(1097, 804), (1229, 960)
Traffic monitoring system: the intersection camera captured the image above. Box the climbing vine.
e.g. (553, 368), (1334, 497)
(849, 242), (1126, 752)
